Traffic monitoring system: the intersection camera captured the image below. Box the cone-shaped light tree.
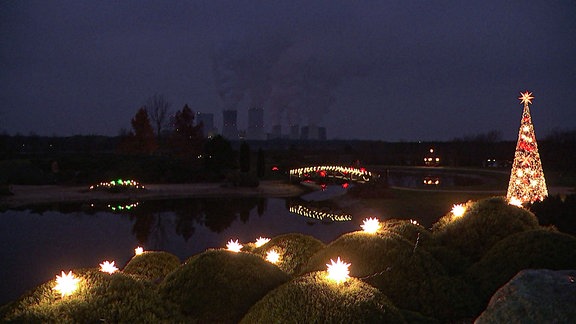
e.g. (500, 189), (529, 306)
(506, 91), (548, 204)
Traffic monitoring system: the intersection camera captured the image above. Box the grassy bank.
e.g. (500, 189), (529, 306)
(340, 188), (501, 228)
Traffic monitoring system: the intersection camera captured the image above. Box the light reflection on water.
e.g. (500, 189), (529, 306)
(0, 193), (358, 305)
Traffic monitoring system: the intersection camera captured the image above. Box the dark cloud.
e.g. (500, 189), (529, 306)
(1, 0), (575, 140)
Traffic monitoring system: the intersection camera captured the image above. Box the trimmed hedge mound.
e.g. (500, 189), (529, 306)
(382, 219), (432, 246)
(467, 229), (576, 302)
(300, 231), (475, 320)
(159, 249), (290, 323)
(241, 271), (405, 323)
(432, 197), (540, 263)
(122, 251), (181, 283)
(0, 268), (180, 322)
(251, 233), (326, 276)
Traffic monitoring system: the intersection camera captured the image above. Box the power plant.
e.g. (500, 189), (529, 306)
(195, 109), (327, 141)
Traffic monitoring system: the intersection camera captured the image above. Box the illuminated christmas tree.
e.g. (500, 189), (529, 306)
(506, 91), (548, 205)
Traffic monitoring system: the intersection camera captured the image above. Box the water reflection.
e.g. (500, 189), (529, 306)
(0, 189), (357, 304)
(85, 198), (265, 244)
(288, 198), (352, 222)
(387, 170), (485, 188)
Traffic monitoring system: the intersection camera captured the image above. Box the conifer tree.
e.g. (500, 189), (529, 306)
(118, 107), (157, 154)
(170, 104), (203, 158)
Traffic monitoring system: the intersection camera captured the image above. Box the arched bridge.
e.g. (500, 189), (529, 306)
(289, 165), (379, 184)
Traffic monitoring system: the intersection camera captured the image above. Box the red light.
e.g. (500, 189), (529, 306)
(360, 168), (366, 172)
(342, 183), (349, 189)
(319, 170), (327, 177)
(271, 166), (279, 171)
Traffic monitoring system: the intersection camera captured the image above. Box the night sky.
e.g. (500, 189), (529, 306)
(1, 0), (575, 141)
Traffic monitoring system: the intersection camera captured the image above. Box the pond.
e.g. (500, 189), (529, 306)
(384, 167), (507, 189)
(0, 169), (505, 305)
(0, 186), (359, 305)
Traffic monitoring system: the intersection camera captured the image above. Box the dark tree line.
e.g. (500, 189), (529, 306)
(119, 102), (203, 159)
(117, 97), (242, 182)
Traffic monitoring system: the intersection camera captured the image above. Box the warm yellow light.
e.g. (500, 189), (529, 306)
(134, 246), (144, 255)
(99, 261), (119, 274)
(508, 197), (523, 207)
(53, 271), (80, 297)
(255, 237), (270, 248)
(360, 217), (381, 234)
(451, 204), (466, 218)
(410, 219), (419, 225)
(519, 91), (534, 105)
(326, 257), (351, 284)
(266, 249), (281, 264)
(226, 239), (243, 252)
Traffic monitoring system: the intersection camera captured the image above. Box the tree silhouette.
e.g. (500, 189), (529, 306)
(239, 141), (251, 172)
(203, 135), (237, 177)
(170, 104), (203, 159)
(146, 93), (171, 139)
(257, 148), (265, 177)
(119, 107), (157, 154)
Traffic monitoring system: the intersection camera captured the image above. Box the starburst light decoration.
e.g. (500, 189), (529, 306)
(99, 261), (119, 274)
(266, 249), (281, 264)
(53, 271), (80, 297)
(519, 91), (534, 105)
(226, 239), (243, 252)
(135, 246), (144, 255)
(255, 237), (270, 248)
(326, 257), (351, 284)
(506, 91), (548, 204)
(451, 204), (466, 218)
(361, 217), (381, 234)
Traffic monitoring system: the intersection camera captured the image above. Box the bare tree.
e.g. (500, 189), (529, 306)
(145, 93), (171, 139)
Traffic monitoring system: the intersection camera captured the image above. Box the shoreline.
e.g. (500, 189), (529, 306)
(0, 181), (307, 209)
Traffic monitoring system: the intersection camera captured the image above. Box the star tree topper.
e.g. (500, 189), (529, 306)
(519, 91), (534, 106)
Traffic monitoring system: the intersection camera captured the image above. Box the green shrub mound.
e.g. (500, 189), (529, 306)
(432, 197), (539, 262)
(467, 229), (576, 302)
(0, 268), (181, 322)
(123, 251), (181, 283)
(240, 271), (406, 323)
(251, 233), (326, 276)
(159, 249), (290, 323)
(382, 219), (432, 246)
(300, 231), (473, 320)
(426, 245), (471, 276)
